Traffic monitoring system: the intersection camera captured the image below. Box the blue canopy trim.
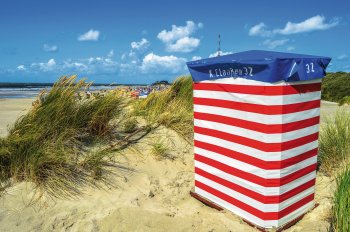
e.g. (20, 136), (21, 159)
(186, 50), (331, 83)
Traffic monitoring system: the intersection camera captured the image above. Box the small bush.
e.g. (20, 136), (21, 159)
(331, 166), (350, 232)
(122, 117), (138, 133)
(319, 108), (350, 175)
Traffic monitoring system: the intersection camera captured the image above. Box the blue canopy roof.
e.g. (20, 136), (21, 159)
(186, 50), (331, 83)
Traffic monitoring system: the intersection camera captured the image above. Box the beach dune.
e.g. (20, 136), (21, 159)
(0, 99), (335, 231)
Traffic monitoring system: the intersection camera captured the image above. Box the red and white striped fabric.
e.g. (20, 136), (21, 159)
(193, 77), (321, 228)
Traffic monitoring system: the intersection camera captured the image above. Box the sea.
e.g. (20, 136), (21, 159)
(0, 83), (123, 99)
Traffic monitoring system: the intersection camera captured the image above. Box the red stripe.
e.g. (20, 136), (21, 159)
(194, 112), (320, 134)
(195, 140), (318, 169)
(196, 167), (316, 204)
(194, 97), (320, 115)
(194, 82), (321, 96)
(194, 126), (318, 152)
(196, 181), (314, 220)
(195, 154), (317, 187)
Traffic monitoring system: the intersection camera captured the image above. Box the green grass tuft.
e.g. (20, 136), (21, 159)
(133, 76), (193, 142)
(319, 108), (350, 175)
(331, 166), (350, 232)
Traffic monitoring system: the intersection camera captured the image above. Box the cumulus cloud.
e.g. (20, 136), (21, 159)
(249, 15), (340, 37)
(131, 38), (150, 51)
(30, 58), (56, 72)
(209, 51), (233, 58)
(337, 54), (348, 60)
(107, 49), (114, 58)
(248, 23), (272, 37)
(24, 51), (118, 75)
(191, 56), (202, 61)
(140, 53), (187, 74)
(157, 21), (202, 53)
(274, 15), (339, 35)
(122, 38), (151, 65)
(43, 44), (58, 52)
(166, 37), (200, 53)
(17, 65), (26, 71)
(78, 29), (100, 41)
(263, 39), (289, 49)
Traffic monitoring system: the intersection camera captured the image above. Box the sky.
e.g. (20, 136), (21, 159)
(0, 0), (349, 84)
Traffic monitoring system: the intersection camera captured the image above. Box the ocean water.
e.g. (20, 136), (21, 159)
(0, 85), (117, 99)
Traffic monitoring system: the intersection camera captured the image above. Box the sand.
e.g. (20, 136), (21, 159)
(0, 98), (34, 137)
(0, 98), (337, 232)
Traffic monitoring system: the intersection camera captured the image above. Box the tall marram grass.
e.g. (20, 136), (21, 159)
(133, 76), (193, 142)
(318, 108), (350, 175)
(0, 76), (124, 198)
(331, 166), (350, 232)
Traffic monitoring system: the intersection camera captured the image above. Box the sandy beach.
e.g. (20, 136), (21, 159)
(0, 98), (338, 231)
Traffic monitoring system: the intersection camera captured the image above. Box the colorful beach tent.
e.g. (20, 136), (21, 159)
(186, 50), (331, 229)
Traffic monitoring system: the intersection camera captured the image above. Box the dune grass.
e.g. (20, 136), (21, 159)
(331, 166), (350, 232)
(150, 139), (174, 160)
(133, 76), (193, 142)
(318, 108), (350, 175)
(0, 76), (125, 198)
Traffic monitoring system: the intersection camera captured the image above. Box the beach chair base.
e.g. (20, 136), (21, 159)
(189, 191), (318, 232)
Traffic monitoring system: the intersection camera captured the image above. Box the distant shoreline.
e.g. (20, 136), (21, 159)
(0, 82), (149, 88)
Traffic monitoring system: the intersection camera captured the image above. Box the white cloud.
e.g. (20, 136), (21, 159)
(122, 38), (151, 65)
(26, 51), (118, 74)
(337, 54), (348, 60)
(157, 21), (200, 43)
(191, 56), (202, 61)
(17, 65), (26, 71)
(107, 49), (114, 58)
(43, 44), (58, 52)
(249, 15), (339, 37)
(157, 21), (202, 53)
(209, 51), (233, 58)
(78, 29), (100, 41)
(131, 38), (150, 51)
(140, 53), (187, 74)
(166, 37), (200, 52)
(31, 58), (56, 72)
(263, 39), (289, 49)
(287, 46), (295, 51)
(274, 15), (339, 35)
(248, 23), (272, 37)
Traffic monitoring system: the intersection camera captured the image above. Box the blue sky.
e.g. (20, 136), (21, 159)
(0, 0), (349, 84)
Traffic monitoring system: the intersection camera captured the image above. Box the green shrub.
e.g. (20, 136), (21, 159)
(331, 166), (350, 232)
(322, 72), (350, 103)
(319, 108), (350, 175)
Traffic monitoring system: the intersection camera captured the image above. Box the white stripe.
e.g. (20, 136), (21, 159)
(194, 90), (321, 105)
(195, 147), (317, 179)
(194, 104), (320, 124)
(194, 119), (319, 143)
(194, 133), (318, 161)
(199, 77), (322, 86)
(278, 201), (315, 227)
(289, 62), (297, 77)
(195, 174), (315, 212)
(195, 187), (315, 228)
(195, 161), (316, 196)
